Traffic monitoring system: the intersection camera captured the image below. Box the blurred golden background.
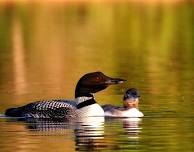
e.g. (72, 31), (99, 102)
(0, 1), (194, 152)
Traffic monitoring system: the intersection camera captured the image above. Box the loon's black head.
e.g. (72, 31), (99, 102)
(123, 88), (140, 101)
(75, 72), (126, 97)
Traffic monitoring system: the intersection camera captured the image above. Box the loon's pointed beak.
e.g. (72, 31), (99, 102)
(105, 78), (126, 85)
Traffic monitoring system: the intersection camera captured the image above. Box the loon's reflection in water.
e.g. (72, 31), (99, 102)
(5, 117), (142, 151)
(74, 117), (105, 151)
(9, 117), (106, 151)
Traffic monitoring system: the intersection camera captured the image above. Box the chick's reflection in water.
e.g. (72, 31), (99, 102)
(122, 118), (142, 141)
(74, 116), (106, 151)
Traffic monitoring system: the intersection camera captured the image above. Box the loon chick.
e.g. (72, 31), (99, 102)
(5, 72), (125, 119)
(102, 88), (144, 117)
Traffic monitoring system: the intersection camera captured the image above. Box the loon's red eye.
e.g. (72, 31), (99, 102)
(96, 76), (102, 81)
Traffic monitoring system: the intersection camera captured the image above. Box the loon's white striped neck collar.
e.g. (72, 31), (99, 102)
(75, 97), (96, 109)
(75, 96), (94, 104)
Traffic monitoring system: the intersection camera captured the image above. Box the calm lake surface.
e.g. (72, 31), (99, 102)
(0, 1), (194, 152)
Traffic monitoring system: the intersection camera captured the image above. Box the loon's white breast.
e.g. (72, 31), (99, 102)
(77, 103), (104, 117)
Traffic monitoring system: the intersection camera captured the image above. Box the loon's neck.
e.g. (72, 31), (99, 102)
(75, 86), (94, 98)
(75, 87), (98, 109)
(76, 97), (96, 109)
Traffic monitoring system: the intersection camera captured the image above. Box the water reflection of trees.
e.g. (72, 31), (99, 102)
(0, 2), (193, 105)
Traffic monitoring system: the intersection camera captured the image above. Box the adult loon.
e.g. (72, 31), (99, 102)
(5, 72), (125, 119)
(102, 88), (144, 117)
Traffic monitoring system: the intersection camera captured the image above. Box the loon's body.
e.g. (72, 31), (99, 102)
(5, 100), (77, 118)
(5, 72), (125, 119)
(102, 88), (144, 118)
(6, 97), (104, 119)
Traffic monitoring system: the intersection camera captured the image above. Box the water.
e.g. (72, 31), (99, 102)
(0, 1), (194, 152)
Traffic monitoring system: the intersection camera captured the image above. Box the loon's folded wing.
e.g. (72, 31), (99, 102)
(5, 100), (78, 119)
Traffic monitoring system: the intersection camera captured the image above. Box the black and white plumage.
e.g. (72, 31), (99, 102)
(5, 100), (77, 119)
(5, 72), (125, 119)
